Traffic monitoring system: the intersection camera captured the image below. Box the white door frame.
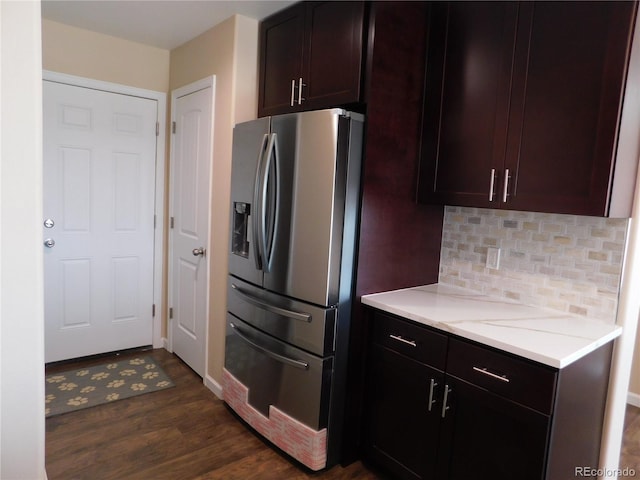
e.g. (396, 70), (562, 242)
(168, 75), (215, 381)
(43, 70), (167, 350)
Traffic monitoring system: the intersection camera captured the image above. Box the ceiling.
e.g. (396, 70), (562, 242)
(41, 0), (296, 50)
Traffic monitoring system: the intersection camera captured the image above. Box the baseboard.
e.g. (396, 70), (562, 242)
(627, 391), (640, 407)
(205, 374), (223, 400)
(162, 337), (170, 351)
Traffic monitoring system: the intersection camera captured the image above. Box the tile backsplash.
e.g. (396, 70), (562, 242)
(439, 206), (629, 323)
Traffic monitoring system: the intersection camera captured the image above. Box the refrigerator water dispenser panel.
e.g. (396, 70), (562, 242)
(232, 202), (250, 258)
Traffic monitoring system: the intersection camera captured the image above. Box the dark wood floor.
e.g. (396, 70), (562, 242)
(620, 401), (640, 473)
(46, 348), (640, 479)
(45, 348), (381, 480)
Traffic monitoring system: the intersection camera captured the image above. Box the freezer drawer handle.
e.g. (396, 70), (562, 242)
(230, 322), (309, 370)
(472, 366), (510, 383)
(230, 284), (312, 323)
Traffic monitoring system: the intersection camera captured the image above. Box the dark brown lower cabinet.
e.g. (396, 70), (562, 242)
(364, 344), (444, 479)
(362, 309), (613, 480)
(437, 377), (549, 480)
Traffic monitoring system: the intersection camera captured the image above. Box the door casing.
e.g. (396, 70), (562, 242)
(168, 75), (215, 380)
(43, 70), (167, 350)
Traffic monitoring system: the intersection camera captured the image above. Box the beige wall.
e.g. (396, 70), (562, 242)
(42, 18), (172, 338)
(41, 13), (258, 387)
(42, 19), (170, 92)
(170, 14), (259, 385)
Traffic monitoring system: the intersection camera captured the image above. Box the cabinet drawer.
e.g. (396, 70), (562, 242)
(447, 338), (557, 414)
(372, 312), (447, 370)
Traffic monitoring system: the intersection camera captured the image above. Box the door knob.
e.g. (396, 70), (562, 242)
(44, 238), (55, 248)
(192, 247), (205, 257)
(44, 218), (55, 228)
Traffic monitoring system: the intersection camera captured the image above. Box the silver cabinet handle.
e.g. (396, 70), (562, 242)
(441, 384), (451, 418)
(44, 238), (55, 248)
(290, 79), (296, 107)
(489, 168), (496, 202)
(297, 77), (305, 105)
(473, 366), (510, 383)
(298, 77), (304, 105)
(389, 334), (417, 347)
(230, 322), (309, 370)
(230, 283), (311, 323)
(502, 168), (510, 203)
(192, 247), (205, 257)
(428, 378), (438, 412)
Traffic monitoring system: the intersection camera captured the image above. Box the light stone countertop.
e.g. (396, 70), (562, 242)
(361, 283), (622, 368)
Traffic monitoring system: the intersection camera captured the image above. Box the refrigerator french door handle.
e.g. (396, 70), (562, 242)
(230, 283), (312, 322)
(252, 134), (269, 271)
(261, 133), (279, 273)
(230, 322), (309, 370)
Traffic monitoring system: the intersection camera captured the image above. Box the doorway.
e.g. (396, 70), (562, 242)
(42, 71), (166, 362)
(169, 76), (215, 378)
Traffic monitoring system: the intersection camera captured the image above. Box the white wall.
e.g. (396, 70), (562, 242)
(0, 1), (46, 479)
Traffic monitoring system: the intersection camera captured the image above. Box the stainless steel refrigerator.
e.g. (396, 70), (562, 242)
(223, 108), (364, 471)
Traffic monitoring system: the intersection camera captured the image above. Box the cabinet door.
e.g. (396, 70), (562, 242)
(437, 376), (550, 480)
(503, 1), (635, 215)
(363, 344), (443, 480)
(418, 2), (518, 208)
(302, 1), (365, 111)
(258, 4), (305, 117)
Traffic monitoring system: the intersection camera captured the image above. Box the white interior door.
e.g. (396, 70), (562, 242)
(170, 78), (214, 377)
(43, 81), (157, 363)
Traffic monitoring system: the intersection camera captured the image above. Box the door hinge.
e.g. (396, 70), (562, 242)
(156, 122), (160, 136)
(170, 216), (174, 229)
(169, 307), (174, 319)
(152, 304), (156, 317)
(172, 121), (176, 134)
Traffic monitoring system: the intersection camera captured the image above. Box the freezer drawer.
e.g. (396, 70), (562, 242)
(224, 315), (333, 430)
(227, 275), (336, 356)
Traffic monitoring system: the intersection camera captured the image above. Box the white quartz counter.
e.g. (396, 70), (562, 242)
(361, 284), (622, 368)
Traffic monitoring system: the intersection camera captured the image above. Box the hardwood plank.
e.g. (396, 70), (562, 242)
(45, 348), (640, 479)
(191, 449), (303, 480)
(620, 404), (640, 473)
(45, 348), (380, 479)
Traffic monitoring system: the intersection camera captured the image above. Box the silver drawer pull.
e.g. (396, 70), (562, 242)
(473, 366), (510, 383)
(389, 334), (417, 347)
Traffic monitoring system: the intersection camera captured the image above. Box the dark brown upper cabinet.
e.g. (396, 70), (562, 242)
(418, 1), (638, 217)
(258, 1), (366, 117)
